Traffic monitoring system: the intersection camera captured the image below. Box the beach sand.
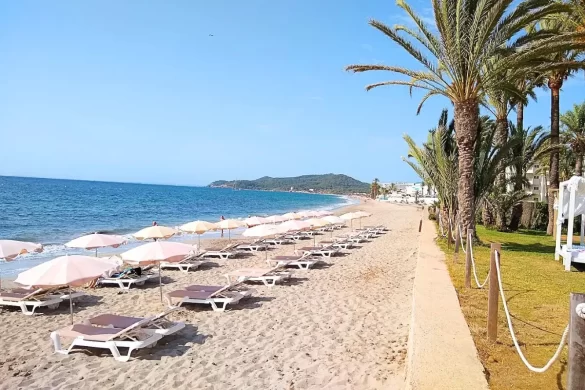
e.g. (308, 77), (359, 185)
(0, 201), (421, 390)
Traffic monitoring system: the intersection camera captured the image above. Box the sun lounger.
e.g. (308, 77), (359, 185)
(224, 266), (291, 287)
(335, 233), (367, 243)
(200, 243), (246, 259)
(318, 240), (354, 250)
(268, 255), (321, 270)
(85, 307), (185, 336)
(98, 271), (160, 290)
(295, 246), (340, 258)
(50, 318), (162, 362)
(184, 283), (255, 297)
(262, 237), (292, 245)
(165, 284), (254, 312)
(160, 253), (205, 273)
(10, 286), (86, 301)
(0, 289), (63, 315)
(236, 241), (268, 252)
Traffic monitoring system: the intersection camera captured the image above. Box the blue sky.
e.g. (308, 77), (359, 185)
(1, 0), (583, 186)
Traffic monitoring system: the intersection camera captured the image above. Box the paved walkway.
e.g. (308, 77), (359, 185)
(406, 217), (489, 390)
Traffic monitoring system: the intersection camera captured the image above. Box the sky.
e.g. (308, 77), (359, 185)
(0, 0), (584, 186)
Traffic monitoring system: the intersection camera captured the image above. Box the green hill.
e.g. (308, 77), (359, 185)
(208, 174), (369, 194)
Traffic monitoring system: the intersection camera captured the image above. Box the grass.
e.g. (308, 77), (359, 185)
(439, 226), (585, 390)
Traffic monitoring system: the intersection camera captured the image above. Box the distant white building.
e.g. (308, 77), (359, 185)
(379, 182), (436, 196)
(506, 164), (548, 202)
(526, 164), (548, 202)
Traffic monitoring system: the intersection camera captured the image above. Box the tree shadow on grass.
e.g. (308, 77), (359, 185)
(500, 242), (555, 254)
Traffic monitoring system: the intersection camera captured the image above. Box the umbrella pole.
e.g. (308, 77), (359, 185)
(69, 286), (74, 324)
(159, 263), (163, 302)
(198, 234), (201, 254)
(95, 248), (98, 257)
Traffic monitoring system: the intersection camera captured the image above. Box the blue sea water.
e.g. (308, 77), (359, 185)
(0, 176), (353, 276)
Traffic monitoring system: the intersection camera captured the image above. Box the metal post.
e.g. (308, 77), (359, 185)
(465, 229), (473, 288)
(158, 263), (163, 302)
(487, 243), (502, 342)
(568, 293), (585, 389)
(69, 286), (74, 324)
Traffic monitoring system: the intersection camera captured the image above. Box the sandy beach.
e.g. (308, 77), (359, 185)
(0, 201), (421, 390)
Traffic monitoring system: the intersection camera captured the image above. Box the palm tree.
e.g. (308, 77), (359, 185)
(534, 16), (585, 234)
(561, 102), (585, 175)
(404, 110), (518, 232)
(370, 178), (380, 199)
(346, 0), (583, 232)
(508, 124), (550, 230)
(403, 111), (459, 225)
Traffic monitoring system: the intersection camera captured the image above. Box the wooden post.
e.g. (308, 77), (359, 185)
(568, 293), (585, 389)
(447, 221), (452, 250)
(464, 228), (473, 288)
(454, 224), (461, 254)
(418, 218), (423, 233)
(487, 243), (502, 342)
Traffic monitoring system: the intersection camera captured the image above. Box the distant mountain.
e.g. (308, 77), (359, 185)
(208, 174), (369, 194)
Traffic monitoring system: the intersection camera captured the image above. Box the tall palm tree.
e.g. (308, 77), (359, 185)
(370, 178), (380, 199)
(534, 16), (585, 234)
(404, 110), (518, 231)
(561, 102), (585, 175)
(403, 111), (459, 224)
(346, 0), (583, 232)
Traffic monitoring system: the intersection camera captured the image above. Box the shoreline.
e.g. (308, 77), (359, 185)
(0, 198), (363, 281)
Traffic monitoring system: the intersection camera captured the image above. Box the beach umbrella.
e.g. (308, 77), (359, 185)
(304, 218), (332, 246)
(322, 215), (345, 224)
(0, 240), (43, 260)
(353, 211), (372, 229)
(242, 224), (280, 259)
(179, 221), (215, 252)
(340, 212), (359, 230)
(14, 255), (119, 324)
(214, 219), (243, 241)
(120, 241), (196, 301)
(314, 210), (333, 217)
(133, 225), (178, 241)
(65, 233), (126, 256)
(264, 215), (286, 224)
(0, 240), (44, 289)
(296, 211), (314, 219)
(244, 216), (266, 227)
(322, 216), (346, 237)
(278, 220), (312, 231)
(281, 212), (301, 221)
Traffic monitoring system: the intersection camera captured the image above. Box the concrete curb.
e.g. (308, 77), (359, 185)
(405, 217), (489, 390)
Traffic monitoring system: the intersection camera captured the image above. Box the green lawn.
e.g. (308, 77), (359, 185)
(440, 226), (585, 390)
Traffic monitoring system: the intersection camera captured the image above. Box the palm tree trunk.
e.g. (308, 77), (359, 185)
(508, 102), (525, 231)
(495, 117), (509, 230)
(454, 99), (479, 232)
(516, 102), (524, 131)
(509, 162), (524, 231)
(547, 79), (562, 235)
(576, 154), (583, 176)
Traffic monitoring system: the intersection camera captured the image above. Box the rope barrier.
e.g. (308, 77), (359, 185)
(468, 231), (489, 288)
(494, 250), (569, 373)
(458, 222), (466, 254)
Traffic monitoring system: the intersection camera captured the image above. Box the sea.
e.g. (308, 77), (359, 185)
(0, 176), (354, 276)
